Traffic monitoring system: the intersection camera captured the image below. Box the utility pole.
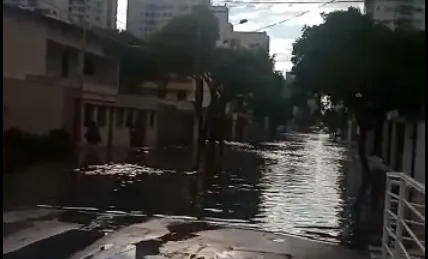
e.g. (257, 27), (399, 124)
(73, 2), (88, 146)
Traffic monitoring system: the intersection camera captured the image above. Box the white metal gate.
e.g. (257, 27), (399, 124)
(382, 172), (425, 259)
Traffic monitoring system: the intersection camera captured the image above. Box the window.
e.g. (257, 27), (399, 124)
(177, 90), (186, 101)
(84, 56), (95, 75)
(116, 108), (125, 127)
(149, 111), (155, 128)
(97, 106), (106, 127)
(61, 51), (69, 77)
(126, 109), (135, 127)
(84, 103), (94, 127)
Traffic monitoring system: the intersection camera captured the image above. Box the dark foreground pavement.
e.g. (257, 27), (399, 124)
(3, 207), (369, 259)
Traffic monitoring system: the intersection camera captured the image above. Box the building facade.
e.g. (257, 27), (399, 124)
(127, 0), (210, 38)
(68, 0), (118, 30)
(3, 0), (69, 20)
(211, 5), (270, 53)
(3, 5), (157, 150)
(365, 0), (425, 30)
(4, 0), (118, 30)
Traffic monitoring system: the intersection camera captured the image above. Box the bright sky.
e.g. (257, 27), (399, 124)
(116, 0), (364, 74)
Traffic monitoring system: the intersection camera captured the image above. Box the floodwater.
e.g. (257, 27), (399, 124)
(3, 133), (367, 248)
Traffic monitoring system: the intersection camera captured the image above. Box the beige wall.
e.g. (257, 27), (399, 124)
(79, 94), (159, 148)
(3, 12), (47, 79)
(3, 78), (66, 134)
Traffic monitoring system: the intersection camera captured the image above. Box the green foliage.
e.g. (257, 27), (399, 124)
(117, 5), (291, 126)
(148, 5), (219, 76)
(291, 7), (425, 122)
(210, 48), (274, 99)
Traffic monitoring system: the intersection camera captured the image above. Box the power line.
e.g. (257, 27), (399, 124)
(254, 0), (338, 31)
(215, 0), (362, 4)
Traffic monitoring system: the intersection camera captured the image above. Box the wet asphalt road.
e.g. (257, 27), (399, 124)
(3, 208), (369, 259)
(4, 133), (368, 256)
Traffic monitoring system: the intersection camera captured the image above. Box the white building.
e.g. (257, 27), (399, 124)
(4, 0), (118, 30)
(228, 31), (270, 53)
(68, 0), (118, 30)
(211, 5), (270, 53)
(126, 0), (210, 38)
(365, 0), (425, 30)
(211, 5), (233, 46)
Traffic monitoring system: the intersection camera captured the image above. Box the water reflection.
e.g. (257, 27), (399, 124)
(3, 133), (365, 246)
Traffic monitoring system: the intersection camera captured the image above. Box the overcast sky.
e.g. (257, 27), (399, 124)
(116, 0), (363, 74)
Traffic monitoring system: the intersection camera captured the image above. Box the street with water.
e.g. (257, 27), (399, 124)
(3, 133), (370, 258)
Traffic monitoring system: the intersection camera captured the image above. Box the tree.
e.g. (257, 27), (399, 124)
(291, 7), (424, 187)
(148, 5), (219, 87)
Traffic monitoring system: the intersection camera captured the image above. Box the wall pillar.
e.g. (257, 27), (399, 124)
(389, 122), (398, 169)
(231, 113), (237, 141)
(381, 120), (389, 160)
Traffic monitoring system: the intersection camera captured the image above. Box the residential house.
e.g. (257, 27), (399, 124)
(3, 4), (158, 150)
(138, 76), (211, 146)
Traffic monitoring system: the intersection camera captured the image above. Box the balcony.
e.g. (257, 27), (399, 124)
(382, 172), (425, 259)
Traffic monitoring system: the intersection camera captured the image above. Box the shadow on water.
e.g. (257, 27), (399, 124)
(3, 133), (369, 249)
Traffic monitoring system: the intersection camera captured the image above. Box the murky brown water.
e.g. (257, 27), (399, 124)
(3, 133), (367, 247)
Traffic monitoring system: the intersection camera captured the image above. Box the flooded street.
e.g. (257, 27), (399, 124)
(4, 133), (366, 248)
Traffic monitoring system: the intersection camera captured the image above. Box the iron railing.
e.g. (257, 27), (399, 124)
(382, 172), (425, 259)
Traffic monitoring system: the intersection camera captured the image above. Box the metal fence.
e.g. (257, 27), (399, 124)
(382, 172), (425, 259)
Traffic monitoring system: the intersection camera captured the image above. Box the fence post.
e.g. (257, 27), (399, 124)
(382, 175), (392, 259)
(393, 178), (407, 259)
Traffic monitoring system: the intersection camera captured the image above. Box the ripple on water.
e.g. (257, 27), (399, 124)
(20, 133), (358, 246)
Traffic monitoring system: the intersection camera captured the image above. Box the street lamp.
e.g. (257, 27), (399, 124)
(233, 19), (248, 26)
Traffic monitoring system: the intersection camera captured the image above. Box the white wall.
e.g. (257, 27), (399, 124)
(3, 9), (47, 79)
(230, 31), (270, 52)
(368, 0), (425, 30)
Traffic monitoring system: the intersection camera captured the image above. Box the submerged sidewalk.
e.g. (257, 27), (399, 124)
(3, 208), (369, 259)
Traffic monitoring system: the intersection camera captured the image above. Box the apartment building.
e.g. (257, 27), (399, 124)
(4, 0), (118, 29)
(211, 5), (270, 53)
(365, 0), (425, 30)
(68, 0), (118, 30)
(228, 31), (270, 53)
(211, 5), (233, 46)
(3, 0), (69, 20)
(126, 0), (210, 38)
(3, 4), (158, 149)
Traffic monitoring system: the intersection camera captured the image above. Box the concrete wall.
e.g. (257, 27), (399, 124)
(3, 11), (47, 79)
(230, 31), (270, 53)
(157, 103), (193, 146)
(3, 78), (66, 134)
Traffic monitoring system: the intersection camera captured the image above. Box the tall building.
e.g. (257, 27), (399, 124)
(211, 5), (233, 45)
(3, 0), (69, 20)
(211, 5), (270, 53)
(228, 31), (270, 53)
(365, 0), (425, 30)
(126, 0), (210, 38)
(68, 0), (117, 29)
(4, 0), (118, 30)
